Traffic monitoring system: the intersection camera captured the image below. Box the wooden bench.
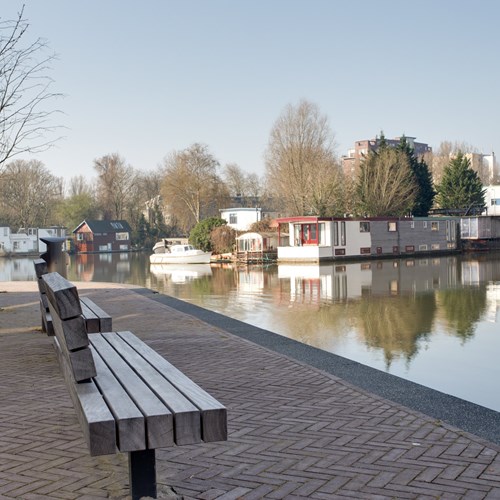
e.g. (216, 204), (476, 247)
(34, 259), (112, 334)
(41, 271), (227, 499)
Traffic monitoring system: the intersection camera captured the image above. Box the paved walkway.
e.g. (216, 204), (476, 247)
(1, 282), (500, 499)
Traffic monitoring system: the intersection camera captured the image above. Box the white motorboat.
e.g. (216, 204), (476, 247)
(149, 242), (212, 264)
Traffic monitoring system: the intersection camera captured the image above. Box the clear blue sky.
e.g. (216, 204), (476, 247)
(3, 0), (500, 181)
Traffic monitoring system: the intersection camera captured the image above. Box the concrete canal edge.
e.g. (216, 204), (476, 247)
(133, 287), (500, 447)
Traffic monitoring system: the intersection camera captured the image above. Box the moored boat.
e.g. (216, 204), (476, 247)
(149, 242), (212, 264)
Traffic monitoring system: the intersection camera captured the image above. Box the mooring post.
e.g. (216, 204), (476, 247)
(40, 236), (67, 277)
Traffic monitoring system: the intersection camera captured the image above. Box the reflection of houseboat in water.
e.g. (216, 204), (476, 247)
(276, 216), (459, 263)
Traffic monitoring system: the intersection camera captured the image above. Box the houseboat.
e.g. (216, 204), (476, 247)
(276, 216), (459, 263)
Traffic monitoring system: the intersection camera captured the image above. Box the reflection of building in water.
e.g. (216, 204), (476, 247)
(485, 284), (500, 322)
(278, 257), (461, 304)
(68, 252), (132, 283)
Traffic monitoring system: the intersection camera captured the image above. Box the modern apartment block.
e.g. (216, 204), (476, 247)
(342, 136), (432, 177)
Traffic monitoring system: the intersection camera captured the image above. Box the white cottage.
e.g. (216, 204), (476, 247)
(0, 227), (66, 256)
(219, 207), (263, 231)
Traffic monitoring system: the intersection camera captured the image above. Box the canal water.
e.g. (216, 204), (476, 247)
(2, 252), (500, 412)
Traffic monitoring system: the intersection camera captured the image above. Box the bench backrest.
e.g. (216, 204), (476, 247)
(41, 272), (97, 382)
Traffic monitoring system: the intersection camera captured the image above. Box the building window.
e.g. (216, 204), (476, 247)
(110, 222), (124, 229)
(359, 221), (370, 232)
(360, 247), (371, 254)
(340, 221), (346, 246)
(431, 221), (439, 231)
(229, 213), (237, 224)
(431, 244), (440, 250)
(410, 221), (415, 229)
(405, 245), (415, 252)
(116, 232), (129, 240)
(388, 221), (397, 232)
(77, 233), (83, 241)
(333, 221), (339, 246)
(423, 221), (428, 229)
(335, 248), (345, 256)
(419, 244), (428, 251)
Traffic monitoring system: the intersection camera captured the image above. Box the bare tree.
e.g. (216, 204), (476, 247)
(0, 159), (62, 228)
(161, 143), (229, 233)
(68, 175), (95, 197)
(265, 99), (341, 216)
(93, 153), (137, 220)
(355, 146), (417, 216)
(224, 163), (247, 197)
(223, 163), (264, 206)
(0, 6), (62, 170)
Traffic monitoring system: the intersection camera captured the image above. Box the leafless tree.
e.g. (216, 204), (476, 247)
(0, 159), (62, 228)
(265, 99), (341, 216)
(93, 153), (138, 220)
(68, 175), (95, 197)
(161, 143), (229, 233)
(223, 163), (264, 206)
(0, 6), (62, 171)
(355, 147), (417, 216)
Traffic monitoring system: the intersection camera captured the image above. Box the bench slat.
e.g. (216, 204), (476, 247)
(91, 346), (146, 452)
(102, 332), (202, 445)
(42, 273), (82, 320)
(79, 300), (100, 333)
(117, 330), (228, 442)
(81, 297), (113, 332)
(89, 333), (174, 449)
(53, 338), (117, 456)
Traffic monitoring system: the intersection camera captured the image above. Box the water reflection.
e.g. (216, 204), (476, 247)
(3, 252), (500, 411)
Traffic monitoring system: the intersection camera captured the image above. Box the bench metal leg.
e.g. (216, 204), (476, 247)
(129, 449), (157, 500)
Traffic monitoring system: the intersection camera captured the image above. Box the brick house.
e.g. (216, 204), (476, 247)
(73, 220), (132, 253)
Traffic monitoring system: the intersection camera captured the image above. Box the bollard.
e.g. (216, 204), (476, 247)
(40, 236), (68, 277)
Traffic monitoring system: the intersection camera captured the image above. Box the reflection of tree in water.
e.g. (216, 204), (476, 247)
(357, 293), (436, 369)
(437, 286), (487, 342)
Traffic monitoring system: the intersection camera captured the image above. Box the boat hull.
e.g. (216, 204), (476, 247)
(149, 252), (212, 265)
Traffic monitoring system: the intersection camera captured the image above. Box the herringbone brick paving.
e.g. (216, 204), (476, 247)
(1, 284), (500, 499)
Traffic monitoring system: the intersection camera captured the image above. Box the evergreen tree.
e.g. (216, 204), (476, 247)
(189, 217), (227, 252)
(397, 137), (435, 216)
(436, 153), (486, 213)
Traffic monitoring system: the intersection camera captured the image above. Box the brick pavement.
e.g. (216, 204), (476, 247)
(1, 283), (500, 499)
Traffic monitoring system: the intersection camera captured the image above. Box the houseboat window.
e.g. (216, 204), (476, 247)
(359, 221), (370, 232)
(301, 224), (318, 245)
(388, 221), (397, 232)
(410, 221), (415, 229)
(423, 221), (428, 229)
(319, 223), (326, 245)
(229, 213), (237, 224)
(294, 224), (301, 246)
(333, 222), (339, 246)
(340, 221), (346, 246)
(431, 221), (439, 231)
(116, 232), (129, 240)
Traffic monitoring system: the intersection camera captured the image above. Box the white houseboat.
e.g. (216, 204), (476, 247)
(276, 216), (459, 263)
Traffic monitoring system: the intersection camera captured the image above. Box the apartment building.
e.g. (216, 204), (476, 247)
(342, 136), (432, 178)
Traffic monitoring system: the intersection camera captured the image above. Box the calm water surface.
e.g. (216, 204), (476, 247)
(3, 252), (500, 412)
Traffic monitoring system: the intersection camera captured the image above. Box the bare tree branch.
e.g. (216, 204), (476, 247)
(0, 6), (63, 170)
